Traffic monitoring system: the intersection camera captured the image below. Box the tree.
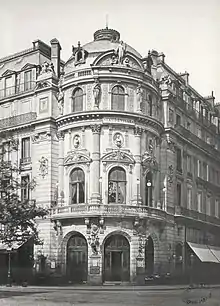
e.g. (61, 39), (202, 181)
(0, 132), (48, 248)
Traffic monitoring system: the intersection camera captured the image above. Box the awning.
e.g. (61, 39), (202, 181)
(187, 242), (219, 263)
(208, 246), (220, 263)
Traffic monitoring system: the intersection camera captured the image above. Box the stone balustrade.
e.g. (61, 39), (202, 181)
(51, 203), (167, 220)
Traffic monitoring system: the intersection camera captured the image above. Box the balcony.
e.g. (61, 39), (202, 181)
(0, 112), (37, 129)
(174, 125), (218, 155)
(175, 206), (220, 227)
(51, 203), (167, 221)
(0, 82), (36, 101)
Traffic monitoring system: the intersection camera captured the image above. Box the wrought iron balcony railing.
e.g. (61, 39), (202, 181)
(0, 82), (36, 100)
(175, 206), (220, 226)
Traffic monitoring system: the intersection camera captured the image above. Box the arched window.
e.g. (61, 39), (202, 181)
(72, 88), (83, 112)
(145, 172), (153, 207)
(148, 95), (153, 116)
(108, 167), (126, 204)
(111, 86), (125, 111)
(69, 168), (85, 204)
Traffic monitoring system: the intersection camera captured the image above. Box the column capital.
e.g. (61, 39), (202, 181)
(90, 124), (101, 134)
(57, 131), (65, 140)
(134, 126), (143, 136)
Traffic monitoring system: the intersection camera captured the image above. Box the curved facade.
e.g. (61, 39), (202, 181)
(1, 27), (220, 284)
(52, 28), (164, 284)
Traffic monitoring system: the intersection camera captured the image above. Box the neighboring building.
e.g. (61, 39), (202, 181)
(0, 27), (220, 284)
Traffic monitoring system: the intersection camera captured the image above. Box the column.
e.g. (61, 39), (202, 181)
(58, 131), (65, 205)
(90, 124), (101, 204)
(154, 137), (162, 208)
(132, 126), (142, 205)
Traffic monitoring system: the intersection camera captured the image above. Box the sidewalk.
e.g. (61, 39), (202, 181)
(0, 284), (220, 291)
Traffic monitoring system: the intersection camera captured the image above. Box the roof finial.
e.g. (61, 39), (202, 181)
(106, 14), (109, 29)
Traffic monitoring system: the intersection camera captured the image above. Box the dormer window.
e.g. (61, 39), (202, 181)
(24, 70), (32, 91)
(5, 76), (13, 97)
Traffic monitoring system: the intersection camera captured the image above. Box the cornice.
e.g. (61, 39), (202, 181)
(56, 110), (164, 134)
(165, 126), (220, 162)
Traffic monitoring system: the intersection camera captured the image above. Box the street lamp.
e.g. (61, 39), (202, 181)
(6, 245), (12, 287)
(147, 180), (152, 206)
(190, 253), (195, 286)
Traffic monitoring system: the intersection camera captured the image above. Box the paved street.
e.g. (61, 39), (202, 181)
(0, 286), (219, 306)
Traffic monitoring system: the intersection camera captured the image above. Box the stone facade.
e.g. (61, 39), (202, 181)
(0, 28), (220, 284)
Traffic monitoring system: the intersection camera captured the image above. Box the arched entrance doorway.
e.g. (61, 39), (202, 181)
(145, 236), (154, 275)
(104, 234), (130, 282)
(66, 233), (88, 283)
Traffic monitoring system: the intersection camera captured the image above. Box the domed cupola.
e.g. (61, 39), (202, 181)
(93, 27), (120, 42)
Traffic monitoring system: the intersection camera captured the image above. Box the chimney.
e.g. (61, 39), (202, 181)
(179, 71), (189, 85)
(204, 91), (215, 108)
(157, 52), (165, 63)
(50, 38), (61, 77)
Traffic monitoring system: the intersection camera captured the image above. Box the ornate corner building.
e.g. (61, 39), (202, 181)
(0, 27), (220, 284)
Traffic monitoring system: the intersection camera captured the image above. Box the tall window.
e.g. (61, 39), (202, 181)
(24, 70), (32, 91)
(176, 114), (181, 126)
(111, 86), (125, 111)
(1, 142), (11, 162)
(177, 183), (181, 206)
(206, 195), (211, 216)
(5, 76), (13, 97)
(145, 172), (153, 207)
(21, 137), (30, 162)
(69, 168), (85, 204)
(203, 162), (208, 181)
(21, 175), (30, 202)
(148, 95), (153, 116)
(72, 88), (83, 112)
(187, 187), (192, 209)
(197, 160), (202, 177)
(187, 155), (192, 175)
(176, 148), (182, 172)
(197, 192), (202, 213)
(108, 167), (126, 204)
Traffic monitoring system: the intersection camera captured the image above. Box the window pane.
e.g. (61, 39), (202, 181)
(24, 70), (32, 91)
(111, 86), (125, 111)
(22, 137), (30, 158)
(70, 169), (84, 182)
(70, 169), (85, 204)
(73, 89), (83, 112)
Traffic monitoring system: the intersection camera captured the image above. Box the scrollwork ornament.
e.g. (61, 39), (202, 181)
(90, 124), (101, 134)
(167, 165), (174, 184)
(134, 126), (143, 136)
(39, 156), (48, 178)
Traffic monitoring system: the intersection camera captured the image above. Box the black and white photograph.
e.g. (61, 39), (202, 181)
(0, 0), (219, 305)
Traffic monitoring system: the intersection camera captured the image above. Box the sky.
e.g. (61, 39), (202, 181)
(0, 0), (219, 102)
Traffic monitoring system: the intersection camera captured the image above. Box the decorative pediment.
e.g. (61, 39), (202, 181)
(142, 151), (158, 172)
(101, 150), (135, 164)
(20, 63), (36, 71)
(93, 51), (143, 70)
(2, 69), (15, 77)
(64, 152), (92, 166)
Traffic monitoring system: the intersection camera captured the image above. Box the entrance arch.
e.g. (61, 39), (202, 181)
(66, 233), (88, 283)
(145, 236), (154, 275)
(104, 234), (130, 282)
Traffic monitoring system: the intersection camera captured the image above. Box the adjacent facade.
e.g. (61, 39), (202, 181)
(0, 27), (220, 284)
